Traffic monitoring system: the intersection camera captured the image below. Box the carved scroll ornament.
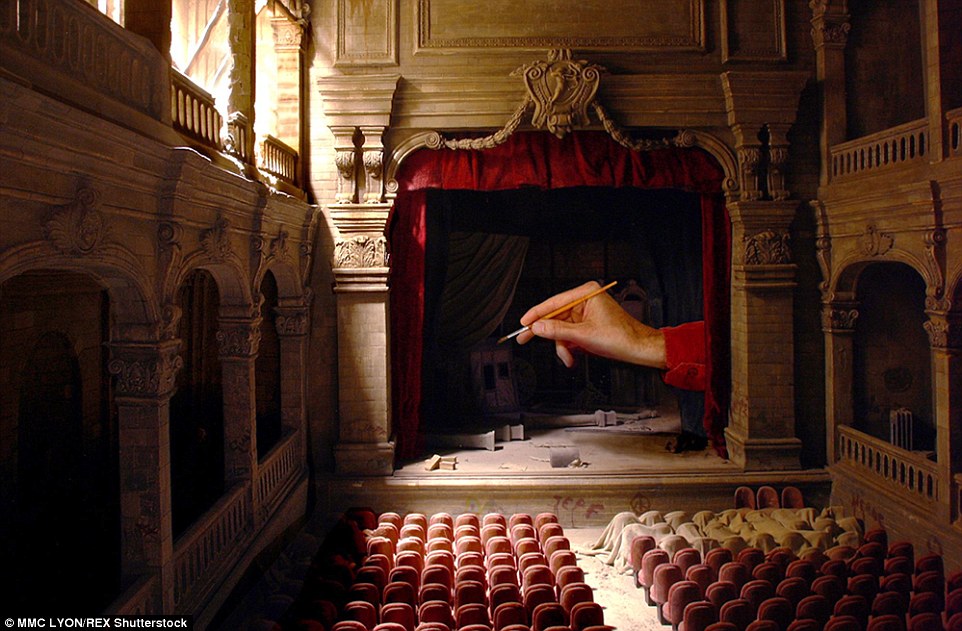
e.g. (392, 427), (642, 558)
(201, 216), (234, 261)
(428, 49), (691, 153)
(43, 188), (111, 256)
(821, 306), (859, 331)
(108, 346), (184, 398)
(857, 224), (894, 257)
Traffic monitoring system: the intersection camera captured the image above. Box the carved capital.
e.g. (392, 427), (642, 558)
(857, 224), (894, 257)
(736, 145), (763, 201)
(334, 235), (388, 268)
(743, 229), (792, 265)
(274, 307), (309, 336)
(821, 305), (859, 332)
(43, 188), (111, 256)
(216, 319), (262, 358)
(108, 342), (183, 399)
(812, 20), (851, 48)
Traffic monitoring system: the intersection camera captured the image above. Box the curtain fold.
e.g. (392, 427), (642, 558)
(389, 131), (729, 461)
(439, 232), (530, 351)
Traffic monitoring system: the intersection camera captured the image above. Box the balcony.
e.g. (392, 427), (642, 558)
(830, 118), (929, 181)
(836, 424), (940, 508)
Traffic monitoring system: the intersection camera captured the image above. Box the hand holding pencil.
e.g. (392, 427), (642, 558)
(512, 280), (669, 370)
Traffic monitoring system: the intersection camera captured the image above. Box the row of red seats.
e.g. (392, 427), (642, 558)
(630, 525), (962, 631)
(323, 510), (607, 631)
(734, 486), (805, 511)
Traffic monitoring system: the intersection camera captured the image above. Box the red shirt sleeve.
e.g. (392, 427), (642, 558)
(661, 321), (706, 391)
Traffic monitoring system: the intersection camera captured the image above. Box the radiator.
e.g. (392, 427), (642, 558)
(889, 407), (913, 451)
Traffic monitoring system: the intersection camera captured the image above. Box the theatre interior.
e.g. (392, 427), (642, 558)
(1, 0), (961, 629)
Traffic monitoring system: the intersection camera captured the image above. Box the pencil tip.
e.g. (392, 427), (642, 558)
(496, 336), (508, 345)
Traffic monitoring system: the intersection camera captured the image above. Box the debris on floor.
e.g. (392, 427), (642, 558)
(424, 454), (458, 471)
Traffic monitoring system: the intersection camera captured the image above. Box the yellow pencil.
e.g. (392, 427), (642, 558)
(497, 281), (618, 344)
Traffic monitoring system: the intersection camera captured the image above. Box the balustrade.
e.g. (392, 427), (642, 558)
(948, 107), (962, 159)
(830, 118), (928, 179)
(836, 425), (939, 505)
(170, 69), (223, 151)
(258, 135), (299, 185)
(172, 484), (251, 607)
(256, 432), (301, 517)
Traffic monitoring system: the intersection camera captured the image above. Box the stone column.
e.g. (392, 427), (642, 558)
(108, 340), (183, 613)
(725, 200), (802, 470)
(329, 204), (394, 475)
(270, 15), (307, 156)
(216, 316), (261, 487)
(226, 0), (256, 164)
(821, 300), (859, 464)
(766, 124), (792, 201)
(924, 311), (962, 522)
(810, 0), (851, 185)
(275, 306), (309, 456)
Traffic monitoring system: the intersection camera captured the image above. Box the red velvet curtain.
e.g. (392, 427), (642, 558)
(389, 131), (730, 460)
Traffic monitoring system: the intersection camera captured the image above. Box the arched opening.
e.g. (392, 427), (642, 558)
(852, 262), (933, 454)
(256, 270), (282, 458)
(169, 268), (225, 538)
(0, 271), (120, 612)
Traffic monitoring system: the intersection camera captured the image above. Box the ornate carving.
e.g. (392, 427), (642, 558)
(923, 319), (948, 349)
(363, 149), (384, 203)
(201, 216), (234, 261)
(857, 224), (894, 257)
(822, 307), (859, 331)
(744, 230), (792, 265)
(810, 200), (832, 297)
(428, 101), (531, 151)
(43, 188), (111, 256)
(334, 235), (388, 268)
(271, 229), (291, 261)
(160, 302), (182, 342)
(275, 308), (309, 336)
(334, 149), (356, 203)
(108, 345), (183, 398)
(512, 49), (601, 139)
(427, 50), (693, 154)
(922, 228), (947, 311)
(216, 321), (262, 358)
(812, 21), (851, 47)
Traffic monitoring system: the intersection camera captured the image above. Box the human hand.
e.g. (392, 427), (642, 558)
(516, 281), (667, 370)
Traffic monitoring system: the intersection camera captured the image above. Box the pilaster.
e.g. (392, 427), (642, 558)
(821, 300), (859, 464)
(725, 200), (802, 470)
(329, 203), (395, 475)
(924, 310), (962, 522)
(271, 14), (308, 156)
(216, 316), (261, 486)
(226, 0), (256, 164)
(810, 0), (851, 185)
(274, 306), (309, 455)
(108, 340), (183, 613)
(360, 125), (387, 203)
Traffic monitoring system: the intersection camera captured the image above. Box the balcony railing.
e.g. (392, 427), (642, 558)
(0, 0), (164, 119)
(836, 424), (939, 505)
(170, 69), (222, 151)
(256, 432), (301, 518)
(830, 118), (928, 180)
(172, 484), (251, 607)
(259, 135), (300, 185)
(948, 107), (962, 159)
